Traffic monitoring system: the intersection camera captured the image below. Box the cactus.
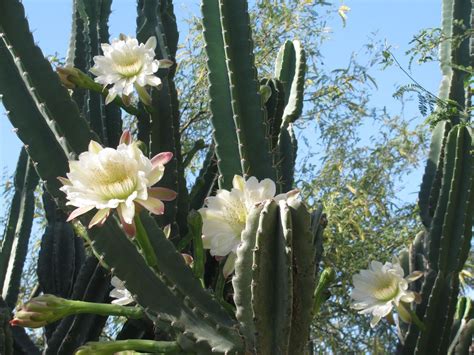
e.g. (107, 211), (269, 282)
(398, 1), (473, 353)
(6, 0), (472, 353)
(0, 149), (39, 309)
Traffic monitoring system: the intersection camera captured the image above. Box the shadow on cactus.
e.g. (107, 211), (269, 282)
(0, 0), (472, 354)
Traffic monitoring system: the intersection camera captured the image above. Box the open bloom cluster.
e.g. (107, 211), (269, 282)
(90, 34), (172, 105)
(351, 258), (422, 327)
(199, 175), (298, 275)
(59, 131), (176, 236)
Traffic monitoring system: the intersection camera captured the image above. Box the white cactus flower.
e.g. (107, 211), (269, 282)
(351, 258), (423, 328)
(110, 277), (134, 306)
(59, 131), (176, 236)
(90, 34), (173, 105)
(199, 175), (298, 276)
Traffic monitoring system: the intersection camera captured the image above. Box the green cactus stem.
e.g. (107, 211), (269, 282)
(75, 340), (181, 355)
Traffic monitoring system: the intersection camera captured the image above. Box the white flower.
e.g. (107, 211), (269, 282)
(90, 34), (173, 105)
(351, 258), (423, 328)
(59, 131), (177, 236)
(199, 175), (298, 276)
(110, 277), (134, 306)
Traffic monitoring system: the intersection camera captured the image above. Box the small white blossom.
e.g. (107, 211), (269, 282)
(199, 175), (298, 276)
(110, 277), (134, 306)
(90, 34), (172, 105)
(59, 131), (176, 236)
(351, 258), (422, 328)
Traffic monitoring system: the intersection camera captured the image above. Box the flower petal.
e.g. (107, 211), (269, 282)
(119, 130), (132, 145)
(144, 36), (157, 50)
(158, 59), (174, 68)
(118, 208), (136, 236)
(88, 208), (110, 228)
(136, 197), (165, 215)
(88, 140), (103, 154)
(151, 152), (173, 167)
(105, 91), (117, 105)
(405, 271), (423, 282)
(119, 202), (135, 225)
(148, 187), (177, 201)
(57, 176), (72, 186)
(223, 252), (237, 278)
(66, 206), (95, 222)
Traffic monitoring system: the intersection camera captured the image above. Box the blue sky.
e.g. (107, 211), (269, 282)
(1, 0), (441, 202)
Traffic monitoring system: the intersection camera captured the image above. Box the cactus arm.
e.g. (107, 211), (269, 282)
(288, 200), (317, 354)
(37, 193), (85, 303)
(458, 129), (474, 266)
(437, 125), (473, 273)
(79, 0), (108, 143)
(189, 147), (218, 211)
(188, 212), (205, 284)
(278, 40), (306, 126)
(274, 41), (295, 96)
(98, 0), (122, 147)
(0, 149), (31, 287)
(0, 0), (96, 155)
(0, 150), (39, 309)
(275, 40), (305, 191)
(0, 303), (13, 355)
(251, 201), (294, 354)
(11, 326), (40, 355)
(139, 212), (237, 326)
(232, 204), (264, 350)
(427, 125), (473, 272)
(218, 0), (276, 181)
(261, 78), (285, 152)
(136, 1), (180, 230)
(448, 0), (471, 115)
(67, 0), (88, 113)
(0, 39), (69, 198)
(438, 0), (455, 101)
(418, 120), (452, 227)
(279, 124), (297, 192)
(453, 319), (474, 355)
(201, 0), (242, 189)
(412, 272), (446, 354)
(86, 215), (243, 353)
(438, 276), (462, 353)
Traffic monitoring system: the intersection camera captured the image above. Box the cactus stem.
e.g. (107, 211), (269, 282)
(134, 215), (158, 268)
(75, 339), (181, 354)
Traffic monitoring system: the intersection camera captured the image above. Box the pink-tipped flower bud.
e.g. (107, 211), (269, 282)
(10, 294), (70, 328)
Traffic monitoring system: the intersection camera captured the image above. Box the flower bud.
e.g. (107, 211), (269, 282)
(181, 253), (194, 267)
(56, 66), (79, 89)
(10, 294), (70, 328)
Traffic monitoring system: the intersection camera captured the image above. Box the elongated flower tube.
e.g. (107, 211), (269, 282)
(59, 131), (177, 236)
(10, 294), (144, 329)
(90, 34), (173, 105)
(351, 258), (423, 328)
(199, 175), (298, 276)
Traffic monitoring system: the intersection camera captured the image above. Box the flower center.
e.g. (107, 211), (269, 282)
(223, 203), (247, 237)
(114, 55), (143, 78)
(92, 163), (138, 200)
(372, 275), (400, 302)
